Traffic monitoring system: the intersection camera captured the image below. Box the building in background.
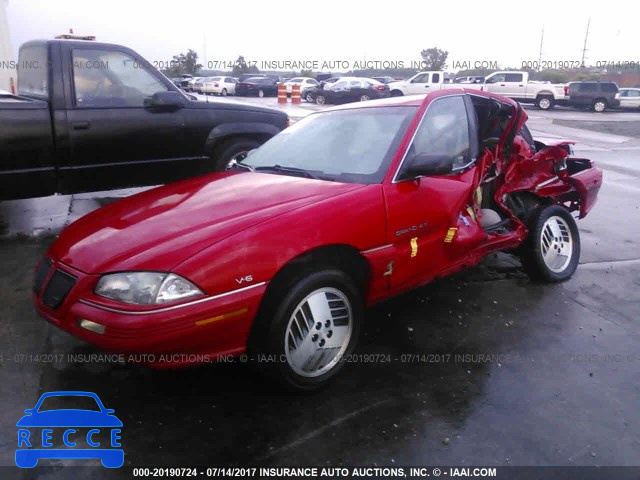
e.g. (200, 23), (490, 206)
(0, 0), (14, 92)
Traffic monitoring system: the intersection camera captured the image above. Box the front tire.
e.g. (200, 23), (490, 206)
(215, 138), (262, 170)
(252, 269), (363, 391)
(360, 94), (370, 101)
(390, 90), (403, 97)
(221, 88), (227, 96)
(520, 205), (580, 282)
(258, 89), (265, 98)
(315, 95), (326, 105)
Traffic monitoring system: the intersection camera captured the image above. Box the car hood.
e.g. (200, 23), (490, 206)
(186, 97), (286, 117)
(16, 411), (123, 427)
(50, 173), (364, 274)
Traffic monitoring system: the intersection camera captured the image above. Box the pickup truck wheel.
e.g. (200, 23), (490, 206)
(592, 99), (607, 112)
(315, 95), (326, 105)
(536, 96), (554, 110)
(254, 269), (362, 391)
(216, 138), (262, 170)
(520, 205), (580, 282)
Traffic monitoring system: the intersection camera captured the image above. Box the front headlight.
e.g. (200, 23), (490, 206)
(95, 272), (204, 305)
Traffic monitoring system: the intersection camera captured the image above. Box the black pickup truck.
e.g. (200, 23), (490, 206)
(0, 39), (288, 200)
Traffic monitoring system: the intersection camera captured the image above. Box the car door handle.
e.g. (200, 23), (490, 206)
(425, 85), (430, 88)
(500, 83), (506, 86)
(519, 84), (524, 87)
(72, 121), (90, 130)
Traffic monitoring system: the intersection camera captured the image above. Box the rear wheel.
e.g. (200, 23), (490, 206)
(315, 95), (326, 105)
(390, 90), (403, 97)
(251, 269), (362, 391)
(221, 88), (227, 96)
(215, 138), (262, 170)
(360, 94), (370, 101)
(520, 205), (580, 282)
(592, 98), (607, 112)
(304, 91), (315, 102)
(258, 89), (265, 98)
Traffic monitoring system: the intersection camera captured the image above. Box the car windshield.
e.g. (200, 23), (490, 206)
(241, 106), (416, 184)
(38, 395), (101, 412)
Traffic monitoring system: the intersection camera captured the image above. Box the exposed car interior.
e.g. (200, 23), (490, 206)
(468, 95), (522, 232)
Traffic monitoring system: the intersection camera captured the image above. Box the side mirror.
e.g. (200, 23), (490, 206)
(145, 91), (185, 109)
(403, 153), (453, 179)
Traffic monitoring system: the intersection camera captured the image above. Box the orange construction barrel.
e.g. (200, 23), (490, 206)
(277, 84), (287, 104)
(291, 84), (301, 104)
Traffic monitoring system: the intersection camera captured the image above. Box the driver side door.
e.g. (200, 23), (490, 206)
(383, 94), (480, 290)
(60, 47), (197, 193)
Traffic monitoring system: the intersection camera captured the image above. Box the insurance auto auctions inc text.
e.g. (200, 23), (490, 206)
(203, 60), (499, 71)
(208, 467), (497, 477)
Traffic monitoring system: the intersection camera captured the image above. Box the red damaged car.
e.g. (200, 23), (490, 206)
(33, 90), (602, 391)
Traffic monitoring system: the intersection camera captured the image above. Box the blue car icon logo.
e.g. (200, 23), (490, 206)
(16, 391), (123, 468)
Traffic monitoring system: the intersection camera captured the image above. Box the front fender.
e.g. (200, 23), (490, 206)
(173, 185), (385, 300)
(205, 122), (282, 151)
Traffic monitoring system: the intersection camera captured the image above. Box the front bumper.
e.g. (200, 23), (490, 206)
(33, 259), (266, 368)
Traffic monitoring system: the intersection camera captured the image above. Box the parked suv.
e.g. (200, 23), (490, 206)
(566, 81), (620, 112)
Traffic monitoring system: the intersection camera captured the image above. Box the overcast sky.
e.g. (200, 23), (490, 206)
(5, 0), (639, 71)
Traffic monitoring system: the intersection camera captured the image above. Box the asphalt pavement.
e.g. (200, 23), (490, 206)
(1, 101), (639, 478)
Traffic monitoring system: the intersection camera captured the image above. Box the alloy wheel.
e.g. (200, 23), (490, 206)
(284, 287), (353, 377)
(540, 215), (573, 273)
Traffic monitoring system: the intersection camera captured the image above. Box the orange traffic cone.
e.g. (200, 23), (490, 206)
(277, 84), (287, 104)
(291, 84), (301, 104)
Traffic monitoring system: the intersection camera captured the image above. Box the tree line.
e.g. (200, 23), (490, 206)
(161, 47), (616, 84)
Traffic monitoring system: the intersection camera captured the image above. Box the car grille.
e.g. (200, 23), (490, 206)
(40, 267), (77, 309)
(33, 259), (53, 293)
